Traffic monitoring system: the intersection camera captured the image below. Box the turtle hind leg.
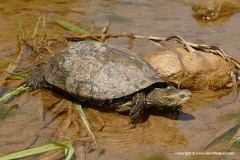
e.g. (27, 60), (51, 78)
(25, 69), (51, 90)
(129, 92), (146, 124)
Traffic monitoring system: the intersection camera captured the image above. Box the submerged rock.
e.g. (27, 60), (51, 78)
(192, 0), (240, 21)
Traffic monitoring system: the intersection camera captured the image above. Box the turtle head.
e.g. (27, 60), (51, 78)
(146, 85), (192, 107)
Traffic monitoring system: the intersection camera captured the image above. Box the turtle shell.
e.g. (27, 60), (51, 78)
(44, 41), (165, 100)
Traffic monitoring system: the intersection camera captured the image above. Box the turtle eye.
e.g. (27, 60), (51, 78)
(179, 94), (185, 99)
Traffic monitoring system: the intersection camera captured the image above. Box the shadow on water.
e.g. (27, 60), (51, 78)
(142, 107), (196, 122)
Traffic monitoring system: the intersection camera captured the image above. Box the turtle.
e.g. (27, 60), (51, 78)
(25, 41), (192, 124)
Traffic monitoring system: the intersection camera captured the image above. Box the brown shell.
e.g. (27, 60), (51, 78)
(44, 41), (164, 100)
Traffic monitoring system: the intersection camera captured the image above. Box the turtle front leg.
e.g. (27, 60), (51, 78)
(129, 92), (146, 124)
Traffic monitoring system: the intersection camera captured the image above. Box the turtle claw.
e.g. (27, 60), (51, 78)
(130, 111), (141, 124)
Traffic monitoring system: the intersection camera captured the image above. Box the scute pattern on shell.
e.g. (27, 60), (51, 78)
(44, 41), (164, 100)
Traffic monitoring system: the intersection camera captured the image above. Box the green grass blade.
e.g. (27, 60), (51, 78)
(0, 142), (69, 160)
(65, 144), (74, 160)
(76, 104), (93, 130)
(5, 70), (27, 79)
(52, 141), (74, 160)
(32, 16), (41, 38)
(55, 19), (89, 35)
(0, 85), (29, 103)
(75, 104), (98, 147)
(43, 15), (46, 28)
(52, 142), (69, 149)
(20, 19), (25, 39)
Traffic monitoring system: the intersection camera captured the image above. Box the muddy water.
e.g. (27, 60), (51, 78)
(0, 0), (240, 160)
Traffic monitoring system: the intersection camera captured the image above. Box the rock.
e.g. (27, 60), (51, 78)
(192, 0), (240, 21)
(144, 48), (233, 91)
